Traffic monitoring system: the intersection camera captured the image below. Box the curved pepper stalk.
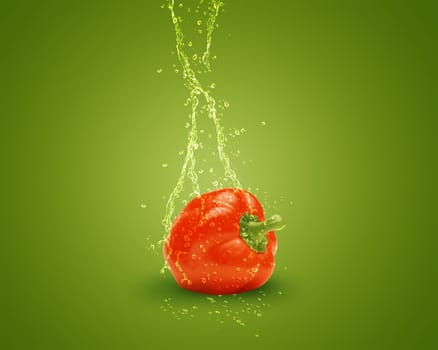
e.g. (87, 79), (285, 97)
(240, 213), (285, 253)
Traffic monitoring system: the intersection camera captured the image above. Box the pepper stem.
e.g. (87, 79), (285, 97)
(247, 214), (285, 236)
(240, 213), (285, 253)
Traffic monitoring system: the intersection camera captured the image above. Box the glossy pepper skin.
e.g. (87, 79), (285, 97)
(163, 188), (285, 294)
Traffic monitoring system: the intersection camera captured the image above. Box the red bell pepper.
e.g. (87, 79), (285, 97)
(163, 188), (285, 294)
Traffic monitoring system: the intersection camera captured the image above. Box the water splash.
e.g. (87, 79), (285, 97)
(161, 0), (241, 236)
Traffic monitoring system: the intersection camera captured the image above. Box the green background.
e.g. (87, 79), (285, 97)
(1, 0), (436, 349)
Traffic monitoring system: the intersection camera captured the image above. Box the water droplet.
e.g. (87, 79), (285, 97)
(197, 29), (203, 34)
(201, 277), (207, 283)
(224, 101), (229, 108)
(209, 168), (214, 174)
(210, 83), (216, 89)
(192, 54), (198, 61)
(140, 204), (147, 208)
(197, 20), (202, 25)
(178, 3), (183, 8)
(256, 312), (263, 317)
(234, 129), (240, 136)
(187, 41), (193, 47)
(157, 68), (163, 73)
(260, 121), (266, 126)
(255, 333), (260, 338)
(198, 169), (204, 174)
(212, 181), (219, 187)
(162, 163), (168, 168)
(236, 319), (246, 326)
(185, 122), (190, 128)
(178, 150), (184, 156)
(277, 291), (283, 295)
(172, 16), (178, 24)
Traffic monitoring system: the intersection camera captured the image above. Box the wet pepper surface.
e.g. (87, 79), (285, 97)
(164, 188), (285, 294)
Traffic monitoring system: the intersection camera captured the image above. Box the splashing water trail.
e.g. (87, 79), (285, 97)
(161, 0), (241, 238)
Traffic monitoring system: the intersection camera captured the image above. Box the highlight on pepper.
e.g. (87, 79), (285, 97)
(163, 188), (285, 295)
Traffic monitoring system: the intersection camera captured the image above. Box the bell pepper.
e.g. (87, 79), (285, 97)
(163, 188), (285, 294)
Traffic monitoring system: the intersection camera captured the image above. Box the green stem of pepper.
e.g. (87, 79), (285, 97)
(240, 213), (285, 253)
